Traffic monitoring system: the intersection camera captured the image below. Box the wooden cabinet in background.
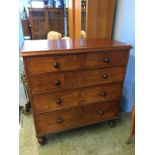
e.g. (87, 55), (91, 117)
(29, 8), (67, 39)
(21, 39), (131, 144)
(21, 19), (30, 36)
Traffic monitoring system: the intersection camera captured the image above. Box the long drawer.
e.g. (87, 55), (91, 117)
(26, 55), (81, 75)
(34, 100), (120, 136)
(85, 51), (129, 69)
(29, 66), (126, 94)
(32, 83), (122, 113)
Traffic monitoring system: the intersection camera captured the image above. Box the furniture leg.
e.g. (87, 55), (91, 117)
(127, 105), (135, 144)
(108, 120), (116, 128)
(37, 137), (46, 145)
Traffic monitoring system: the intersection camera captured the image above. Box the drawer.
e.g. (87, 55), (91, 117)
(34, 100), (120, 136)
(26, 55), (81, 75)
(29, 66), (126, 94)
(85, 51), (129, 69)
(29, 72), (78, 93)
(32, 83), (122, 113)
(77, 66), (126, 88)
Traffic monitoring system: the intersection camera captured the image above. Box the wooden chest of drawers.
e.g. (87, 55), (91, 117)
(21, 39), (131, 144)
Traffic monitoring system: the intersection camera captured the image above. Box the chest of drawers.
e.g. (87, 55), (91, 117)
(21, 39), (131, 145)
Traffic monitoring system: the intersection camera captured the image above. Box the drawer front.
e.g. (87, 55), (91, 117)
(29, 66), (126, 94)
(26, 55), (81, 75)
(29, 72), (78, 93)
(85, 51), (129, 69)
(34, 100), (120, 136)
(32, 83), (122, 113)
(77, 66), (126, 88)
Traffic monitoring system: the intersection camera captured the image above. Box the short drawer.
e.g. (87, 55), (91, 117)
(29, 72), (78, 93)
(34, 100), (120, 136)
(85, 51), (129, 69)
(77, 66), (126, 88)
(26, 55), (81, 75)
(29, 66), (126, 94)
(32, 83), (122, 113)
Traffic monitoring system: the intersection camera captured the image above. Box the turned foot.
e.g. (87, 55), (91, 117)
(37, 137), (46, 145)
(108, 120), (116, 128)
(25, 101), (31, 113)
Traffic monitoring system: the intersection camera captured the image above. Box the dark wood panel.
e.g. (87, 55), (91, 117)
(26, 55), (81, 75)
(34, 100), (120, 136)
(85, 50), (129, 69)
(29, 66), (126, 94)
(32, 83), (122, 113)
(21, 19), (30, 36)
(29, 8), (65, 40)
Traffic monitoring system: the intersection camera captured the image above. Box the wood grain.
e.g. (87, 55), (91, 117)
(26, 55), (81, 75)
(21, 39), (131, 57)
(85, 50), (129, 69)
(86, 0), (116, 39)
(34, 100), (120, 136)
(32, 83), (122, 113)
(21, 39), (131, 143)
(29, 66), (126, 94)
(68, 0), (81, 39)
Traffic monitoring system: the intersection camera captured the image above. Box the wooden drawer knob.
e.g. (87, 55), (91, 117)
(56, 98), (62, 104)
(103, 57), (110, 63)
(53, 62), (60, 68)
(54, 80), (61, 86)
(57, 118), (63, 124)
(102, 74), (108, 79)
(98, 110), (104, 115)
(100, 92), (106, 97)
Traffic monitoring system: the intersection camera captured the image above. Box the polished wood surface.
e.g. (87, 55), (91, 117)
(85, 51), (129, 69)
(21, 39), (131, 56)
(29, 66), (126, 94)
(68, 0), (75, 38)
(35, 100), (120, 136)
(68, 0), (81, 39)
(74, 0), (81, 39)
(26, 55), (81, 75)
(86, 0), (116, 39)
(32, 83), (122, 114)
(21, 39), (131, 144)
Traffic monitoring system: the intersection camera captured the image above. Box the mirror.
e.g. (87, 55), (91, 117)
(81, 0), (86, 39)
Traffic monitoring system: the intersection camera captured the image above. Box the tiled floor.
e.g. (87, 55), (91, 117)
(19, 112), (135, 155)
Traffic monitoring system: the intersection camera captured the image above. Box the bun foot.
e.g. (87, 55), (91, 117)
(25, 101), (31, 113)
(108, 120), (116, 128)
(37, 137), (46, 145)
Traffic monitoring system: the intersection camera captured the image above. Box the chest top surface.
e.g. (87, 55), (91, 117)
(21, 39), (132, 57)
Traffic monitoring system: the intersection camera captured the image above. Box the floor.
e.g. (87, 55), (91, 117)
(19, 112), (135, 155)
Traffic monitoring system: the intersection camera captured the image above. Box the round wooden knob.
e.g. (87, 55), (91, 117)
(103, 57), (110, 63)
(56, 98), (61, 104)
(98, 110), (103, 115)
(57, 118), (63, 124)
(54, 80), (61, 86)
(102, 74), (108, 79)
(100, 92), (106, 97)
(53, 62), (60, 68)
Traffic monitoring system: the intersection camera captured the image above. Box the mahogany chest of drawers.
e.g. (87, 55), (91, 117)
(21, 39), (131, 144)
